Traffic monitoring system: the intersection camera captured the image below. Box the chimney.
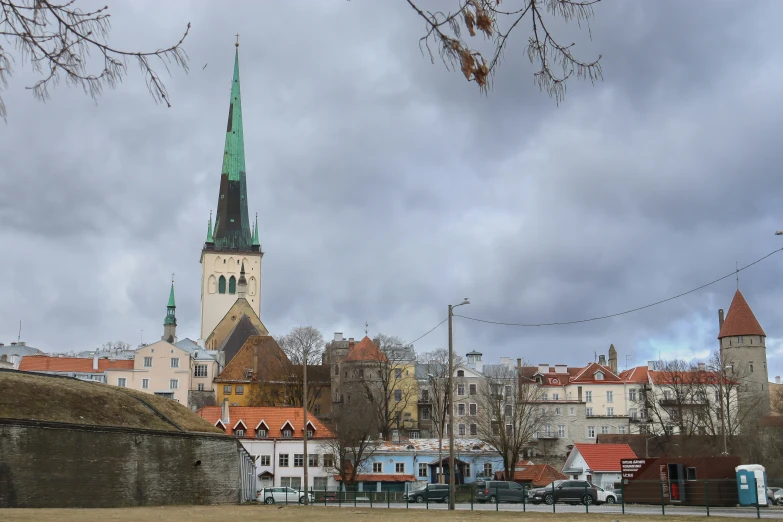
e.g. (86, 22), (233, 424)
(598, 354), (607, 366)
(517, 358), (522, 368)
(698, 362), (706, 371)
(538, 364), (549, 373)
(648, 360), (656, 370)
(555, 364), (568, 374)
(718, 309), (724, 330)
(776, 376), (781, 385)
(222, 398), (230, 424)
(93, 354), (99, 371)
(17, 342), (25, 346)
(334, 332), (343, 342)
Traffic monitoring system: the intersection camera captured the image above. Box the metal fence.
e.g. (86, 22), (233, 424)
(256, 479), (783, 519)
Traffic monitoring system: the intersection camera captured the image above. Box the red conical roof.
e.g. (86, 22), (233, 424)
(343, 336), (388, 363)
(718, 290), (766, 339)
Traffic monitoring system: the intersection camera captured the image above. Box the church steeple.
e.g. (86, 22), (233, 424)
(206, 210), (214, 245)
(163, 278), (177, 344)
(211, 45), (252, 251)
(252, 212), (260, 251)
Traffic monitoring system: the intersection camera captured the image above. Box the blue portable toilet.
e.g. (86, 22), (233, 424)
(736, 464), (768, 506)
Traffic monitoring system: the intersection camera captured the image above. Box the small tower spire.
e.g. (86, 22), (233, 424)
(206, 210), (214, 245)
(237, 262), (248, 299)
(163, 276), (177, 344)
(252, 212), (260, 250)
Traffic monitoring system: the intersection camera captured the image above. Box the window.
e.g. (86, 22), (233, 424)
(607, 407), (614, 416)
(410, 431), (420, 439)
(282, 428), (292, 438)
(542, 393), (548, 400)
(279, 454), (289, 467)
(197, 383), (205, 391)
(280, 477), (302, 489)
(505, 424), (513, 436)
(469, 384), (477, 395)
(373, 462), (383, 473)
(552, 393), (559, 400)
(256, 428), (268, 438)
(557, 425), (565, 437)
(394, 389), (402, 402)
(334, 365), (339, 376)
(422, 408), (430, 420)
(194, 364), (207, 377)
(595, 371), (604, 380)
(606, 391), (613, 403)
(663, 390), (671, 400)
(555, 407), (562, 416)
(569, 407), (575, 416)
(117, 378), (126, 387)
(144, 357), (152, 367)
(483, 463), (493, 477)
(464, 463), (471, 477)
(224, 385), (232, 395)
(629, 408), (637, 419)
(170, 358), (179, 368)
(469, 403), (477, 416)
(356, 368), (364, 379)
(587, 426), (596, 438)
(504, 404), (512, 417)
(601, 426), (609, 434)
(142, 379), (149, 389)
(395, 368), (402, 379)
(235, 385), (244, 395)
(294, 454), (304, 467)
(395, 463), (405, 473)
(457, 370), (464, 377)
(458, 384), (465, 396)
(309, 455), (319, 468)
(421, 389), (429, 402)
(750, 363), (754, 373)
(259, 455), (271, 466)
(505, 385), (512, 396)
(323, 455), (334, 468)
(218, 275), (226, 293)
(619, 426), (626, 434)
(629, 389), (637, 401)
(170, 379), (178, 389)
(470, 423), (477, 435)
(419, 463), (428, 478)
(585, 391), (592, 402)
(458, 424), (466, 436)
(235, 429), (245, 437)
(228, 276), (237, 294)
(586, 407), (593, 417)
(458, 403), (466, 416)
(686, 467), (697, 481)
(307, 428), (314, 437)
(738, 336), (743, 344)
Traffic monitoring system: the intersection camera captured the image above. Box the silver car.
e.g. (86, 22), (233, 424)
(259, 487), (315, 504)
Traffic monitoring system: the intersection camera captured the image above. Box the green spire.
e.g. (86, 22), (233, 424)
(221, 49), (246, 182)
(164, 279), (176, 326)
(206, 210), (214, 244)
(252, 212), (260, 246)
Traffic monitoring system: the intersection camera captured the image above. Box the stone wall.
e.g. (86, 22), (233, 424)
(0, 419), (246, 508)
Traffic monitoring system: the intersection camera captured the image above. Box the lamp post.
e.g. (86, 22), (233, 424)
(448, 298), (470, 511)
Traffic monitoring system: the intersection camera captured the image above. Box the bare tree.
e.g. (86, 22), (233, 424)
(322, 401), (381, 490)
(0, 0), (190, 119)
(475, 363), (549, 481)
(418, 348), (463, 483)
(639, 359), (705, 439)
(406, 0), (602, 101)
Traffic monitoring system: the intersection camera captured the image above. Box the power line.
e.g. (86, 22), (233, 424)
(455, 247), (783, 327)
(409, 317), (448, 344)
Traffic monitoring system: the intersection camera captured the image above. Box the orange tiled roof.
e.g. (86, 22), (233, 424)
(496, 463), (566, 487)
(718, 290), (766, 339)
(214, 336), (290, 382)
(573, 443), (636, 472)
(619, 365), (649, 383)
(343, 336), (387, 363)
(570, 362), (621, 383)
(334, 474), (416, 482)
(19, 355), (133, 373)
(196, 406), (334, 439)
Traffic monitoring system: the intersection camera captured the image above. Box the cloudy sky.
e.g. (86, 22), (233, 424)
(2, 0), (782, 377)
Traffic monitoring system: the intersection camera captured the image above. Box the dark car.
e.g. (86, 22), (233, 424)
(527, 480), (599, 505)
(613, 488), (624, 504)
(403, 484), (449, 503)
(475, 480), (527, 503)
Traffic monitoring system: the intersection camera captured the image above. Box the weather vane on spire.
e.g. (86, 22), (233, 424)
(365, 321), (369, 336)
(235, 33), (239, 47)
(172, 273), (175, 284)
(736, 261), (739, 290)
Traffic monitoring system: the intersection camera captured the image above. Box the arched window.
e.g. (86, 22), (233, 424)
(208, 275), (217, 294)
(229, 276), (237, 294)
(218, 275), (227, 294)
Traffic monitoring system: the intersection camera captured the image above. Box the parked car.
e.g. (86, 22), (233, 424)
(767, 487), (782, 505)
(527, 480), (599, 505)
(613, 488), (624, 505)
(475, 480), (527, 503)
(773, 488), (783, 506)
(259, 487), (314, 504)
(403, 484), (450, 503)
(594, 484), (618, 504)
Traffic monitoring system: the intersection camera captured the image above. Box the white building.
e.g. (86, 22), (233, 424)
(562, 443), (637, 489)
(197, 403), (338, 492)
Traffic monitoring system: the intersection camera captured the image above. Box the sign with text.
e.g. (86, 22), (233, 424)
(621, 459), (651, 479)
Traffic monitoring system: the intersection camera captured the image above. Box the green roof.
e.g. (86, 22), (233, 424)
(167, 282), (176, 308)
(221, 49), (246, 183)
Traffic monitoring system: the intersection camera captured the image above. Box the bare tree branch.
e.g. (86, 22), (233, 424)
(0, 0), (190, 120)
(406, 0), (602, 103)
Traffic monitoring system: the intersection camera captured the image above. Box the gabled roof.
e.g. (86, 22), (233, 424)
(233, 419), (247, 430)
(496, 463), (567, 487)
(570, 443), (637, 472)
(215, 336), (289, 382)
(197, 406), (334, 438)
(343, 336), (387, 363)
(570, 362), (622, 383)
(718, 290), (766, 338)
(19, 355), (133, 373)
(215, 311), (264, 364)
(619, 365), (649, 384)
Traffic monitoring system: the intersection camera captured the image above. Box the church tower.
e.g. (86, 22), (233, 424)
(162, 280), (177, 344)
(718, 289), (770, 417)
(199, 41), (263, 343)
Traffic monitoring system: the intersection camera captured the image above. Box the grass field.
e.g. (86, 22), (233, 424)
(0, 505), (740, 521)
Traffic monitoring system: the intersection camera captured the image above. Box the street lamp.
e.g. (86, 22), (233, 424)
(448, 298), (470, 511)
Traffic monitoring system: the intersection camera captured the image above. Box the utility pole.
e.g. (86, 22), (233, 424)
(448, 298), (470, 511)
(303, 352), (309, 505)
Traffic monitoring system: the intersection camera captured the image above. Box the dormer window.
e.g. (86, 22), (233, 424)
(457, 370), (464, 377)
(594, 371), (604, 380)
(235, 429), (245, 437)
(307, 429), (314, 437)
(256, 429), (268, 438)
(281, 420), (295, 438)
(283, 429), (292, 438)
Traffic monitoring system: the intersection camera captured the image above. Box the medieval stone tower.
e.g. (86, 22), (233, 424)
(718, 289), (770, 417)
(199, 42), (263, 343)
